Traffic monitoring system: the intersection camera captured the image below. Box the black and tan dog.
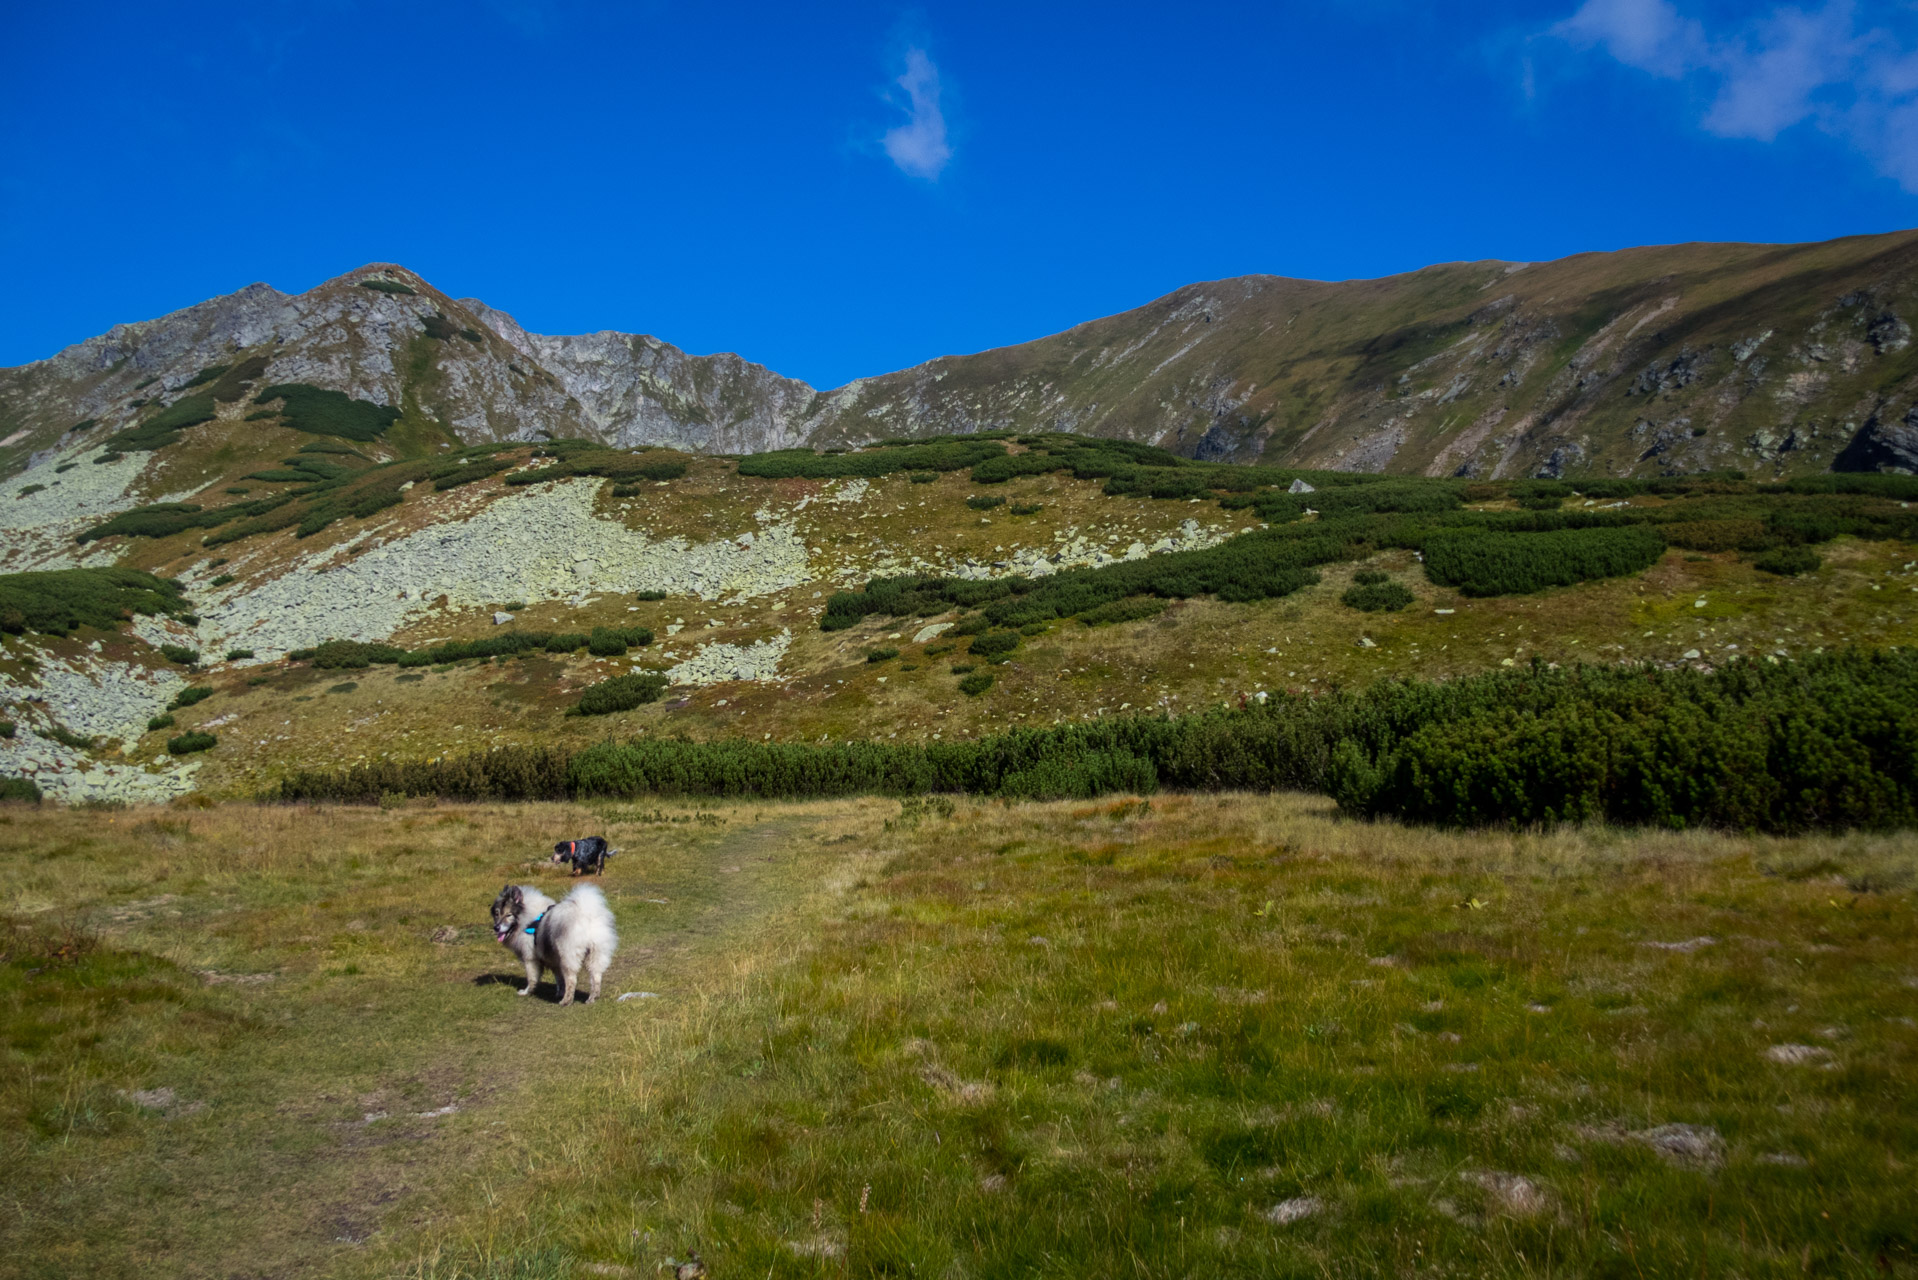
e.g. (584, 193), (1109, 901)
(551, 836), (617, 876)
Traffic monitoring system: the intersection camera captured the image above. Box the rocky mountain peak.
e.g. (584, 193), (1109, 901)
(6, 228), (1918, 485)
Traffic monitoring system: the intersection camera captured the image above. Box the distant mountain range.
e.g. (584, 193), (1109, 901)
(6, 227), (1917, 480)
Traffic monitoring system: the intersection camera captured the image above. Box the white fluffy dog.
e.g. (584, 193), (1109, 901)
(490, 882), (618, 1005)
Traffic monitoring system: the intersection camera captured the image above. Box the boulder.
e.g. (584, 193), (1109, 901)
(1834, 408), (1918, 473)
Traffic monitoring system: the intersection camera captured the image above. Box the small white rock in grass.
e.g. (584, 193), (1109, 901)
(1263, 1196), (1323, 1225)
(1633, 1123), (1725, 1170)
(1462, 1170), (1550, 1216)
(123, 1087), (176, 1110)
(1641, 936), (1716, 952)
(617, 991), (661, 1001)
(1764, 1043), (1835, 1066)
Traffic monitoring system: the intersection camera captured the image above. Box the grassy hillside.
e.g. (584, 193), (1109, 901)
(817, 230), (1918, 481)
(2, 794), (1912, 1277)
(5, 432), (1918, 811)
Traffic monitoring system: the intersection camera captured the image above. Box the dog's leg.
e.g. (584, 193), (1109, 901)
(585, 956), (604, 1003)
(519, 957), (540, 996)
(558, 962), (579, 1007)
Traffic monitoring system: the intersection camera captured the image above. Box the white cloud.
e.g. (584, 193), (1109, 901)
(1553, 0), (1708, 77)
(881, 47), (952, 181)
(1549, 0), (1918, 190)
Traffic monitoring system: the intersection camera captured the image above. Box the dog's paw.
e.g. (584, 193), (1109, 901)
(516, 987), (531, 997)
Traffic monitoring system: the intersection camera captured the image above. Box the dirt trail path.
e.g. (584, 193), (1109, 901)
(14, 808), (877, 1280)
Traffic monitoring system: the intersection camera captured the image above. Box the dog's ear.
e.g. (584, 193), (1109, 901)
(509, 886), (524, 907)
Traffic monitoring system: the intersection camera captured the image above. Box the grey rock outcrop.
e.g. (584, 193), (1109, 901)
(1834, 408), (1918, 474)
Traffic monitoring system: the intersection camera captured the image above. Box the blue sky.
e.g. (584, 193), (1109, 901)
(4, 1), (1917, 388)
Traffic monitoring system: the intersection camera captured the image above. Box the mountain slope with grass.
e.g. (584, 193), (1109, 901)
(7, 230), (1918, 498)
(1, 424), (1916, 815)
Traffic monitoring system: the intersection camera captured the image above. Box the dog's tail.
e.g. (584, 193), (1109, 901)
(563, 881), (612, 915)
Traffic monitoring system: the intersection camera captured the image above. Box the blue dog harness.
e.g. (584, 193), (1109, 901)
(524, 911), (545, 936)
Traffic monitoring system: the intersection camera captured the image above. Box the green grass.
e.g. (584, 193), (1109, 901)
(2, 796), (1909, 1277)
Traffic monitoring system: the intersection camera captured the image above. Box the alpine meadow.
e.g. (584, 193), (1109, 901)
(4, 228), (1918, 1279)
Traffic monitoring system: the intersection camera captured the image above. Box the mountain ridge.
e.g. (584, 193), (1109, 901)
(6, 229), (1918, 484)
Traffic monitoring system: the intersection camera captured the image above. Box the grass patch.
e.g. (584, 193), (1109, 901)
(0, 798), (1912, 1277)
(166, 731), (216, 755)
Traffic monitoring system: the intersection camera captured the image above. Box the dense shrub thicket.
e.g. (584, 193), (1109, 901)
(573, 672), (670, 715)
(736, 438), (1007, 480)
(1342, 578), (1415, 611)
(82, 444), (545, 547)
(252, 384), (401, 442)
(0, 776), (42, 802)
(504, 440), (690, 487)
(277, 653), (1918, 833)
(0, 568), (195, 635)
(1756, 545), (1822, 576)
(823, 520), (1355, 631)
(286, 625), (653, 670)
(720, 435), (1918, 631)
(106, 394), (218, 451)
(278, 746), (574, 803)
(1422, 527), (1667, 596)
(1327, 651), (1918, 831)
